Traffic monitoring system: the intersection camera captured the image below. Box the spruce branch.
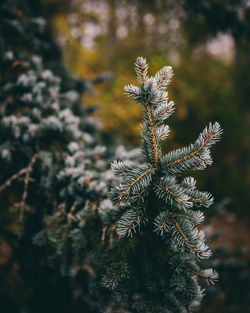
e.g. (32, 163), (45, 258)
(104, 57), (222, 312)
(161, 122), (222, 175)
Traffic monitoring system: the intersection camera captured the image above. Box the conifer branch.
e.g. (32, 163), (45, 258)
(119, 167), (155, 196)
(186, 267), (218, 285)
(107, 57), (222, 312)
(152, 101), (174, 123)
(145, 105), (159, 165)
(161, 122), (222, 174)
(112, 166), (156, 203)
(135, 57), (148, 85)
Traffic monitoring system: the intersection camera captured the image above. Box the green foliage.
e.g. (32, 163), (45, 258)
(0, 2), (114, 311)
(98, 58), (221, 312)
(1, 1), (248, 312)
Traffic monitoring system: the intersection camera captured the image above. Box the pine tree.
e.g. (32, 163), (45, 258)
(0, 2), (140, 311)
(0, 1), (116, 310)
(0, 1), (223, 311)
(99, 57), (222, 313)
(0, 0), (109, 264)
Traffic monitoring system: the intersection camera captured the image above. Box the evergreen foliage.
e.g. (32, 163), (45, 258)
(0, 3), (139, 311)
(0, 1), (112, 269)
(0, 4), (118, 311)
(0, 1), (222, 312)
(99, 57), (222, 312)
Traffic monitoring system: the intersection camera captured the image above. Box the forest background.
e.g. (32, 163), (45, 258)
(1, 0), (250, 312)
(51, 0), (249, 216)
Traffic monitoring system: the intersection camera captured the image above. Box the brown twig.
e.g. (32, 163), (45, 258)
(0, 168), (27, 193)
(19, 153), (39, 222)
(146, 105), (159, 165)
(101, 226), (107, 243)
(0, 96), (12, 115)
(67, 200), (80, 224)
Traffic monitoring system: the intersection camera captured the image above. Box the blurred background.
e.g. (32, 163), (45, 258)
(1, 0), (250, 312)
(49, 0), (250, 215)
